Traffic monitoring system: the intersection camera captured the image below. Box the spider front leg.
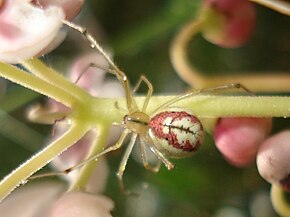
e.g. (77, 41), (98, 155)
(63, 21), (136, 112)
(154, 83), (253, 112)
(132, 75), (153, 112)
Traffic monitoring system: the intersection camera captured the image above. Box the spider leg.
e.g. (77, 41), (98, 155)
(139, 136), (161, 173)
(63, 21), (137, 112)
(132, 75), (153, 112)
(141, 134), (174, 170)
(74, 62), (116, 84)
(153, 83), (253, 113)
(116, 133), (138, 195)
(28, 129), (131, 181)
(149, 146), (174, 170)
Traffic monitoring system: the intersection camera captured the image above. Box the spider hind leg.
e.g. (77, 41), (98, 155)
(116, 133), (139, 196)
(140, 135), (161, 173)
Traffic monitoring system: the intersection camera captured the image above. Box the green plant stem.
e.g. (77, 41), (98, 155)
(0, 88), (40, 112)
(102, 95), (290, 119)
(0, 62), (76, 107)
(21, 58), (91, 103)
(0, 109), (43, 152)
(68, 125), (111, 192)
(0, 122), (90, 202)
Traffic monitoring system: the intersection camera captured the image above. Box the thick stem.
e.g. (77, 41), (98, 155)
(0, 62), (76, 107)
(170, 20), (290, 92)
(0, 122), (90, 202)
(21, 58), (91, 102)
(110, 95), (290, 119)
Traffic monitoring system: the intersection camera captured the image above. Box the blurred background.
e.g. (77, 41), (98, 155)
(0, 0), (290, 216)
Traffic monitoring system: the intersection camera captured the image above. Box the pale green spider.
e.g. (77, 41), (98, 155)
(29, 21), (250, 194)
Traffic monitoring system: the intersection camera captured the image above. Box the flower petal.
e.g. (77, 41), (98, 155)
(0, 182), (63, 217)
(47, 192), (114, 217)
(34, 0), (84, 20)
(0, 1), (64, 63)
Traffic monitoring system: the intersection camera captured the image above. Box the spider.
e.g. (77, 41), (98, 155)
(40, 21), (251, 194)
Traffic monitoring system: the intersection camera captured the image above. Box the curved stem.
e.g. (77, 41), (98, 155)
(0, 62), (76, 107)
(0, 122), (90, 202)
(21, 58), (91, 103)
(170, 19), (290, 92)
(250, 0), (290, 16)
(170, 19), (206, 87)
(271, 184), (290, 217)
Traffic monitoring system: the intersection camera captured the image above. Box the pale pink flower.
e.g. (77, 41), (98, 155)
(0, 182), (114, 217)
(0, 0), (85, 63)
(47, 191), (114, 217)
(0, 0), (64, 63)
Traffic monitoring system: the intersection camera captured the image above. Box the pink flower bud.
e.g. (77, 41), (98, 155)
(47, 192), (114, 217)
(214, 118), (272, 167)
(257, 130), (290, 192)
(201, 0), (256, 48)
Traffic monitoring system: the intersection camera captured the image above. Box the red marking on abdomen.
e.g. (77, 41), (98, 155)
(149, 111), (202, 152)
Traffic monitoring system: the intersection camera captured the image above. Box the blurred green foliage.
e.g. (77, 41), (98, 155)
(1, 0), (290, 216)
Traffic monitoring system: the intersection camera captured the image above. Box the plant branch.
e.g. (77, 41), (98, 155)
(68, 125), (110, 192)
(0, 62), (76, 107)
(102, 95), (290, 120)
(21, 58), (91, 103)
(0, 122), (90, 202)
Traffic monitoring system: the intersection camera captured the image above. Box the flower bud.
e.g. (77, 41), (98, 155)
(257, 130), (290, 192)
(214, 118), (272, 167)
(200, 0), (256, 48)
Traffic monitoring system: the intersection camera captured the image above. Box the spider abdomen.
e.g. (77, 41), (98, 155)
(149, 109), (203, 158)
